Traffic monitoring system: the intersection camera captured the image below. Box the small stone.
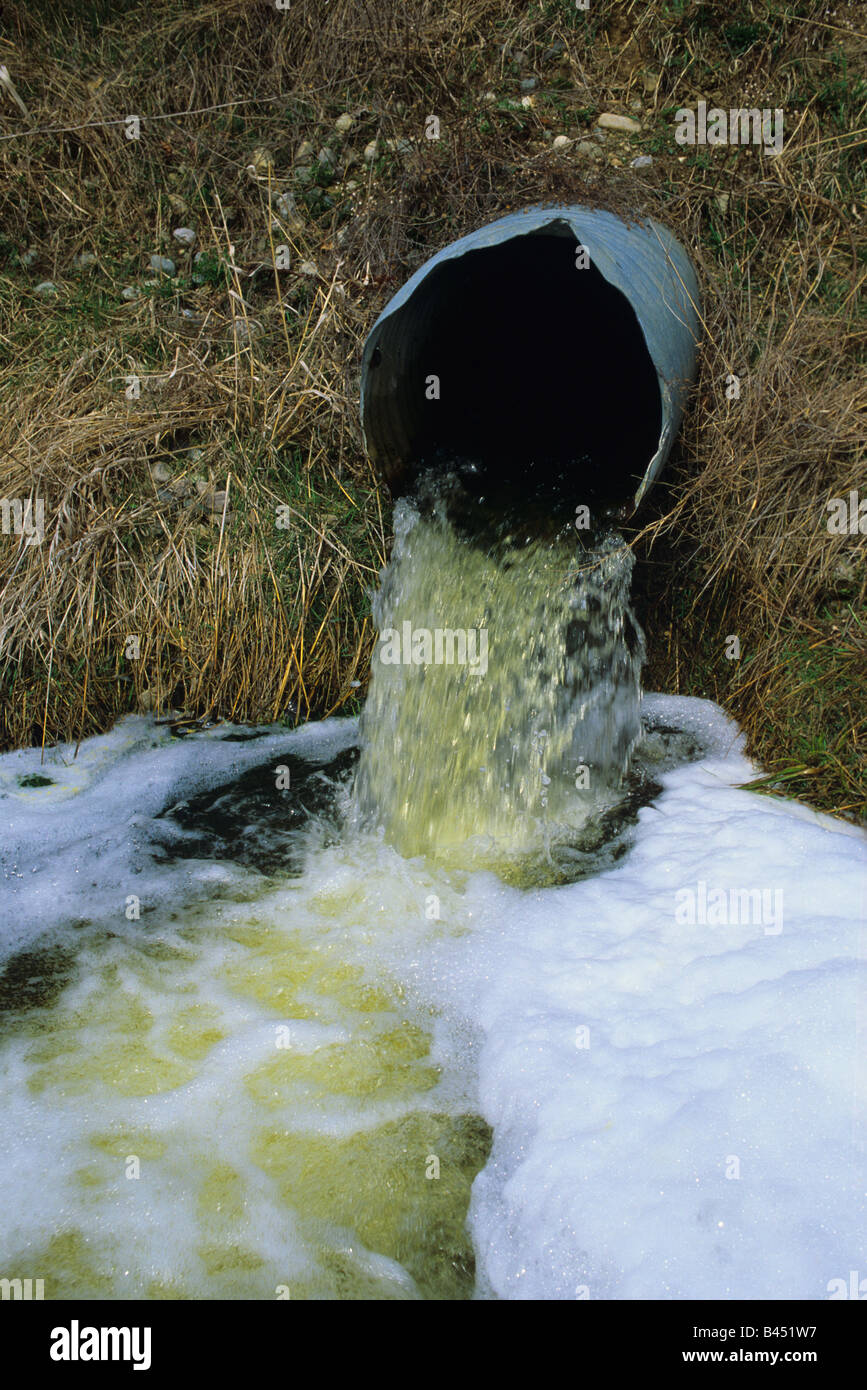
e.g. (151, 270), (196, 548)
(630, 154), (653, 168)
(230, 319), (262, 342)
(294, 167), (313, 185)
(273, 192), (297, 219)
(172, 227), (196, 246)
(520, 77), (537, 92)
(552, 135), (573, 153)
(167, 193), (188, 215)
(20, 248), (38, 267)
(715, 193), (730, 213)
(299, 261), (317, 277)
(200, 490), (229, 514)
(577, 141), (602, 159)
(385, 137), (413, 154)
(629, 98), (643, 112)
(317, 147), (333, 167)
(542, 41), (565, 62)
(521, 95), (535, 109)
(121, 286), (138, 301)
(832, 558), (858, 586)
(642, 72), (660, 94)
(149, 255), (176, 275)
(296, 139), (315, 162)
(73, 251), (97, 269)
(597, 112), (641, 133)
(363, 139), (379, 162)
(150, 461), (172, 483)
(481, 91), (497, 104)
(334, 113), (354, 134)
(34, 280), (57, 295)
(249, 146), (274, 172)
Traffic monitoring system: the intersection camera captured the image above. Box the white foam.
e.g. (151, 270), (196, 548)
(405, 696), (867, 1299)
(0, 697), (864, 1299)
(0, 715), (358, 958)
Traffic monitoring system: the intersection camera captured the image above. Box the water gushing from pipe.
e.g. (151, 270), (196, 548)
(352, 492), (645, 882)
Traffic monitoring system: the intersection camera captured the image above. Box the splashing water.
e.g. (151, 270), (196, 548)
(1, 512), (861, 1300)
(351, 499), (646, 875)
(0, 493), (657, 1301)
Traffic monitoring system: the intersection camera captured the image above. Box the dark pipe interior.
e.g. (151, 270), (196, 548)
(372, 229), (662, 532)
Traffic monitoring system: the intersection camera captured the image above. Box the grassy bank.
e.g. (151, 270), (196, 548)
(0, 0), (864, 818)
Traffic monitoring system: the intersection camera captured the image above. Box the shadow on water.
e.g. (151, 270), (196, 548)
(158, 716), (710, 891)
(154, 745), (359, 876)
(0, 943), (76, 1021)
(0, 716), (709, 1029)
(0, 714), (712, 1298)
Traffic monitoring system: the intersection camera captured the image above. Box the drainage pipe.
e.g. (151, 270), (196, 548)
(359, 203), (701, 519)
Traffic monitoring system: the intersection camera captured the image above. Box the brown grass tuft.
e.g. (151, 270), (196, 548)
(0, 0), (864, 817)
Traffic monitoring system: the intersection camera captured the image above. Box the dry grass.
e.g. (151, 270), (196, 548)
(0, 0), (864, 816)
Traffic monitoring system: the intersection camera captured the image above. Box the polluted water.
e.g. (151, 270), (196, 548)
(0, 491), (864, 1300)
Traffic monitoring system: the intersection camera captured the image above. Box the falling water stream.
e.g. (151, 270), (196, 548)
(352, 499), (645, 877)
(2, 493), (861, 1301)
(0, 496), (665, 1300)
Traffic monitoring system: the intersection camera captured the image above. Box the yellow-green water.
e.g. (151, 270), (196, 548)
(0, 838), (489, 1299)
(352, 501), (644, 870)
(0, 502), (645, 1300)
